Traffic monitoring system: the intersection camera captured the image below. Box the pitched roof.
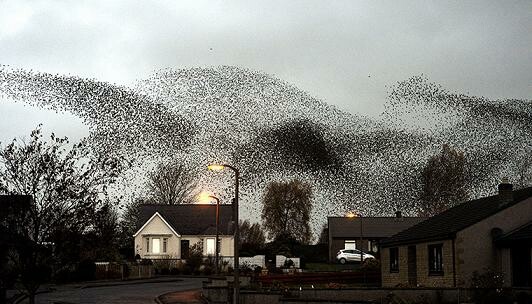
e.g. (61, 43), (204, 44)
(328, 216), (427, 239)
(381, 186), (532, 247)
(495, 221), (532, 246)
(137, 204), (233, 236)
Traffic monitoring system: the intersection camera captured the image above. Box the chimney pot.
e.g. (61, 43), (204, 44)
(498, 179), (513, 206)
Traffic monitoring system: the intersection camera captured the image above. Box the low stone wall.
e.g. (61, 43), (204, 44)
(288, 288), (457, 303)
(203, 286), (532, 304)
(202, 286), (230, 304)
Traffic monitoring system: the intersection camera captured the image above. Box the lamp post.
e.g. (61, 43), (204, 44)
(208, 164), (240, 304)
(359, 214), (364, 263)
(210, 195), (221, 275)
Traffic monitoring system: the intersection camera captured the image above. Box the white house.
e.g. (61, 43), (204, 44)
(133, 204), (234, 259)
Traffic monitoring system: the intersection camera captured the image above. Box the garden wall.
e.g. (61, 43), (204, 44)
(203, 286), (532, 304)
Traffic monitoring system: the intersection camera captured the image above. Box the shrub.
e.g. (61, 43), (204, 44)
(139, 259), (153, 265)
(470, 268), (512, 304)
(202, 265), (213, 275)
(240, 262), (254, 275)
(185, 242), (204, 274)
(170, 267), (181, 275)
(77, 260), (96, 281)
(361, 258), (380, 271)
(182, 265), (192, 275)
(283, 259), (295, 269)
(226, 266), (234, 274)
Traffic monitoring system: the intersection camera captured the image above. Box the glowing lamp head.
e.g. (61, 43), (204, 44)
(207, 164), (225, 171)
(346, 212), (357, 218)
(198, 191), (219, 204)
(198, 191), (212, 203)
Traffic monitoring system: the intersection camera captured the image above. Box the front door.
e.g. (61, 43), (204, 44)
(408, 245), (417, 286)
(181, 240), (190, 259)
(511, 246), (531, 287)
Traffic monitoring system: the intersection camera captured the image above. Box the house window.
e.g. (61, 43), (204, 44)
(146, 238), (150, 253)
(163, 238), (168, 253)
(389, 247), (399, 273)
(344, 240), (357, 250)
(205, 238), (216, 255)
(152, 238), (160, 254)
(428, 244), (444, 275)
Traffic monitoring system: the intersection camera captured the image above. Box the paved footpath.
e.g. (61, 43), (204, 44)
(156, 290), (203, 304)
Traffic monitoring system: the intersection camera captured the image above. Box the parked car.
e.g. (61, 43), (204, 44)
(336, 249), (375, 264)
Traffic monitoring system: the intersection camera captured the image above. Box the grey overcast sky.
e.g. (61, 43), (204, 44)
(1, 0), (531, 142)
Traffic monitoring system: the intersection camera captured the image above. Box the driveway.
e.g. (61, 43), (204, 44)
(30, 278), (204, 304)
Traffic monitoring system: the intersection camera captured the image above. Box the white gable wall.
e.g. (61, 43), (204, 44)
(134, 214), (180, 258)
(134, 213), (235, 259)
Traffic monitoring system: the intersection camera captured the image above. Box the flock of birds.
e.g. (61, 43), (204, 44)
(1, 65), (530, 237)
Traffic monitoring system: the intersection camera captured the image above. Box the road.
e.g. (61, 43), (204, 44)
(31, 278), (204, 304)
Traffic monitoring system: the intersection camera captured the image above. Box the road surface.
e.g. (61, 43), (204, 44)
(31, 278), (204, 304)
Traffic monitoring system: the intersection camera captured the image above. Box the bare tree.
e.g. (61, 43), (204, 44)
(261, 179), (313, 244)
(0, 126), (123, 244)
(146, 161), (197, 204)
(118, 197), (148, 257)
(239, 220), (265, 247)
(316, 223), (328, 245)
(418, 144), (468, 216)
(0, 127), (123, 303)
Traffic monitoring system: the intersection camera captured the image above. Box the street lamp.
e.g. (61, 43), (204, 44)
(198, 192), (221, 275)
(208, 163), (240, 304)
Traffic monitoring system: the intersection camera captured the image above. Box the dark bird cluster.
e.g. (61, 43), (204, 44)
(1, 66), (530, 235)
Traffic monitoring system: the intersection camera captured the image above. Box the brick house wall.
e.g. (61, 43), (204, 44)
(382, 240), (454, 287)
(382, 196), (532, 288)
(381, 245), (409, 287)
(415, 240), (455, 287)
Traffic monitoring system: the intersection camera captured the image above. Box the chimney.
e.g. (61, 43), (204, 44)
(498, 178), (513, 206)
(395, 210), (402, 218)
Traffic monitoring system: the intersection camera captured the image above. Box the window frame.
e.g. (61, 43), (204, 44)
(389, 247), (399, 273)
(428, 243), (444, 276)
(146, 237), (150, 253)
(163, 238), (168, 253)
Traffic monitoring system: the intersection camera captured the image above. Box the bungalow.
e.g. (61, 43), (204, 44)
(328, 213), (426, 262)
(134, 204), (234, 259)
(380, 182), (532, 288)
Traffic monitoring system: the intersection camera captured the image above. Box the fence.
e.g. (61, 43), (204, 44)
(94, 262), (153, 280)
(221, 255), (266, 269)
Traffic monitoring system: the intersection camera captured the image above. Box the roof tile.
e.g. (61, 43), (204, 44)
(138, 204), (233, 235)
